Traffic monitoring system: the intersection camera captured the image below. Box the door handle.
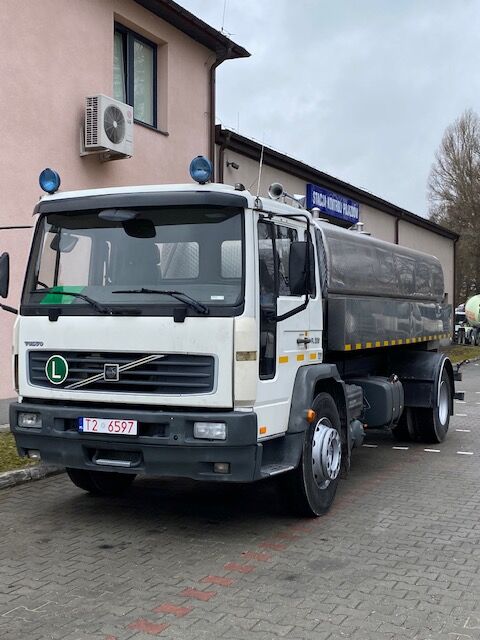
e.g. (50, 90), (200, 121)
(297, 337), (312, 345)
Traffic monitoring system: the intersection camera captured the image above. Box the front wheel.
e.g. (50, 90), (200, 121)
(66, 468), (136, 496)
(279, 393), (342, 517)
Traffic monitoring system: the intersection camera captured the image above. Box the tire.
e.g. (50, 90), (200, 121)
(66, 468), (136, 496)
(391, 408), (417, 442)
(409, 368), (451, 444)
(279, 393), (342, 517)
(475, 331), (480, 347)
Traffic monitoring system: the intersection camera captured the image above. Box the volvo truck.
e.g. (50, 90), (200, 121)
(0, 161), (456, 516)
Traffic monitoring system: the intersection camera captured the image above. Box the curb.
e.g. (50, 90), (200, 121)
(0, 464), (64, 490)
(0, 424), (10, 433)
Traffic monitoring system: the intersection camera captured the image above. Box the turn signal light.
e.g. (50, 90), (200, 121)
(306, 409), (316, 423)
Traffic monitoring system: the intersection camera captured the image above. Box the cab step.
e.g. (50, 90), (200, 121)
(260, 463), (295, 478)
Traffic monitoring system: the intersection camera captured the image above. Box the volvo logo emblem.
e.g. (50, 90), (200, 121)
(104, 364), (120, 381)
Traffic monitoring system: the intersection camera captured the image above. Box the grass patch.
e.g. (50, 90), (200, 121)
(0, 432), (36, 473)
(441, 344), (480, 364)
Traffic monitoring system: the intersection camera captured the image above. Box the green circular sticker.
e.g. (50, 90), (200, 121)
(45, 355), (68, 385)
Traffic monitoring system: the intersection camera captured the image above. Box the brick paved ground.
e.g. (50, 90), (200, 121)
(1, 364), (480, 640)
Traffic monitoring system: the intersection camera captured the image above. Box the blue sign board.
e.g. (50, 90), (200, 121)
(306, 184), (359, 224)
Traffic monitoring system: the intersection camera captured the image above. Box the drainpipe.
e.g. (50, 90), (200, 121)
(209, 47), (232, 180)
(217, 130), (231, 184)
(394, 216), (400, 244)
(450, 236), (458, 341)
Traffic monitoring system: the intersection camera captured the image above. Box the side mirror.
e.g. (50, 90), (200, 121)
(289, 241), (314, 296)
(0, 252), (10, 298)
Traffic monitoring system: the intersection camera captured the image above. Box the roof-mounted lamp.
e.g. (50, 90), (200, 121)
(39, 168), (61, 194)
(189, 156), (212, 185)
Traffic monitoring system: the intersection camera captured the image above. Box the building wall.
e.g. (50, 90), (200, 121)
(217, 144), (455, 301)
(359, 203), (396, 243)
(222, 149), (307, 201)
(0, 0), (214, 406)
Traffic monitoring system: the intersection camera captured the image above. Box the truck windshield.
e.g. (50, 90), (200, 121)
(24, 206), (244, 315)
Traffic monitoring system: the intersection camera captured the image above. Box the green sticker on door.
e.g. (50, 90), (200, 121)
(45, 355), (68, 385)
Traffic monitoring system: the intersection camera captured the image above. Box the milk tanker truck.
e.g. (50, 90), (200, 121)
(0, 161), (458, 517)
(464, 295), (480, 345)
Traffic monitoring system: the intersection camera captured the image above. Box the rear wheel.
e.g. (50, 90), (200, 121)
(66, 468), (136, 496)
(280, 393), (342, 517)
(410, 368), (451, 443)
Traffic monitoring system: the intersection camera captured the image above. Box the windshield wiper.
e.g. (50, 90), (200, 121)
(30, 288), (115, 315)
(112, 288), (209, 315)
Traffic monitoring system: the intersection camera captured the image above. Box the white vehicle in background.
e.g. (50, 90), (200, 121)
(455, 301), (480, 345)
(0, 160), (459, 517)
(465, 295), (480, 345)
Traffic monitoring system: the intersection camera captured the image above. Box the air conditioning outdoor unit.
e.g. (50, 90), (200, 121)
(84, 94), (134, 159)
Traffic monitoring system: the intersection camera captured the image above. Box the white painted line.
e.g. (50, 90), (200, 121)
(456, 400), (466, 404)
(476, 391), (480, 394)
(456, 429), (471, 432)
(455, 413), (468, 417)
(457, 451), (474, 456)
(424, 448), (440, 453)
(392, 446), (409, 450)
(362, 444), (378, 448)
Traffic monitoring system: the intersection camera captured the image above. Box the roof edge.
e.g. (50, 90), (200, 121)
(134, 0), (250, 59)
(216, 126), (459, 241)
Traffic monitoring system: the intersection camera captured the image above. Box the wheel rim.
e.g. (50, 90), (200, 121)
(311, 418), (342, 489)
(438, 379), (449, 425)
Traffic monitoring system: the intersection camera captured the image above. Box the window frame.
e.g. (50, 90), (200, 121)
(275, 224), (299, 297)
(257, 220), (278, 380)
(114, 22), (158, 129)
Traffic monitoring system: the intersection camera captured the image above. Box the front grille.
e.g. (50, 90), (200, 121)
(29, 351), (215, 395)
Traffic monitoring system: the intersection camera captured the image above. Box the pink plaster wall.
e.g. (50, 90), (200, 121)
(0, 0), (214, 403)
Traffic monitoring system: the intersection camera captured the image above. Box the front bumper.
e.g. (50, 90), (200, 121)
(10, 401), (261, 482)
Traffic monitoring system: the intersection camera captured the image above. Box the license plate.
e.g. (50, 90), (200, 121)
(78, 417), (138, 436)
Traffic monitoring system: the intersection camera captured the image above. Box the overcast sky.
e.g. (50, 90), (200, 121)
(179, 0), (480, 217)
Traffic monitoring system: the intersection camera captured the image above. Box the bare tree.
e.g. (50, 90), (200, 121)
(428, 109), (480, 305)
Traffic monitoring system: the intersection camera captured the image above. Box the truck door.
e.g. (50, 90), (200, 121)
(256, 218), (318, 438)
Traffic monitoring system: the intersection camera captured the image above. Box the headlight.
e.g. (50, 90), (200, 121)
(18, 412), (42, 428)
(193, 422), (226, 440)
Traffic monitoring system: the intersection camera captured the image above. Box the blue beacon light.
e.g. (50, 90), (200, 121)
(189, 156), (212, 185)
(39, 168), (61, 194)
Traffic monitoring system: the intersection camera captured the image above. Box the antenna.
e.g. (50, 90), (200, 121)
(256, 142), (265, 199)
(221, 0), (228, 33)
